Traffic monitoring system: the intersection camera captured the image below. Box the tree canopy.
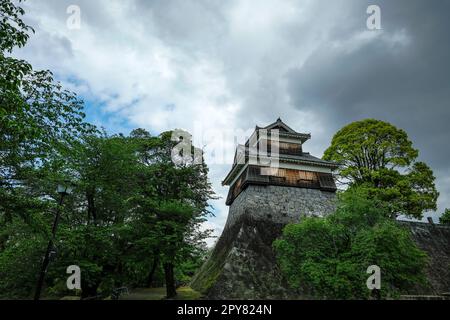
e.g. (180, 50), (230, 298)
(273, 188), (428, 299)
(0, 0), (215, 299)
(439, 209), (450, 225)
(323, 119), (438, 219)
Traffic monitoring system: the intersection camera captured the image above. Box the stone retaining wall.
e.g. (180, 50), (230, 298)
(224, 185), (336, 229)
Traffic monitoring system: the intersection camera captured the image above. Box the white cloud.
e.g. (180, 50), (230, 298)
(15, 0), (450, 239)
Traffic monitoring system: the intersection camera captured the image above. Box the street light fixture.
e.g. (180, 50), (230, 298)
(57, 183), (74, 195)
(34, 180), (74, 300)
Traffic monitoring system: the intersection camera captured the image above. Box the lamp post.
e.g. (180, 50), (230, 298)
(34, 181), (73, 301)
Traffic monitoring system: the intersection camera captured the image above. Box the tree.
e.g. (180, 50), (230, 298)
(273, 188), (428, 299)
(0, 0), (96, 298)
(0, 0), (33, 52)
(53, 133), (143, 297)
(323, 119), (438, 219)
(440, 209), (450, 225)
(131, 129), (215, 298)
(0, 219), (45, 299)
(0, 0), (214, 299)
(1, 0), (94, 233)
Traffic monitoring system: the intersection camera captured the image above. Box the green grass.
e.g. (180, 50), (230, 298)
(57, 286), (202, 300)
(120, 286), (202, 300)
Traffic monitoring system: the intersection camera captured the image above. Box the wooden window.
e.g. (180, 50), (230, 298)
(260, 167), (279, 176)
(318, 173), (336, 190)
(279, 142), (302, 155)
(266, 141), (302, 155)
(298, 171), (316, 181)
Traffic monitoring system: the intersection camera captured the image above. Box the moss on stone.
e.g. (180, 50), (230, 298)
(190, 234), (229, 294)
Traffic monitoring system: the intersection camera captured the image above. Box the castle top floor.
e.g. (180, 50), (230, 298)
(223, 118), (338, 205)
(242, 117), (310, 155)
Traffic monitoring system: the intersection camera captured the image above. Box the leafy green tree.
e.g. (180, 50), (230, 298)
(0, 219), (45, 299)
(0, 0), (96, 299)
(130, 129), (214, 298)
(323, 119), (438, 218)
(0, 0), (214, 300)
(273, 188), (428, 299)
(0, 0), (33, 52)
(1, 0), (94, 238)
(66, 133), (139, 224)
(43, 129), (214, 299)
(0, 0), (125, 298)
(439, 209), (450, 225)
(49, 133), (143, 297)
(48, 224), (120, 298)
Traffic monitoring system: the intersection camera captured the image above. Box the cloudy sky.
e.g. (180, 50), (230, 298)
(16, 0), (450, 241)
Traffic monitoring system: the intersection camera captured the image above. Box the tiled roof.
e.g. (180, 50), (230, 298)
(280, 152), (339, 168)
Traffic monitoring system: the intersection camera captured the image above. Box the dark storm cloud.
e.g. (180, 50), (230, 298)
(18, 0), (450, 222)
(132, 0), (227, 49)
(286, 0), (450, 173)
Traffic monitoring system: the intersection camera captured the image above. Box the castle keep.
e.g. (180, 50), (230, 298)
(191, 119), (339, 299)
(222, 118), (338, 228)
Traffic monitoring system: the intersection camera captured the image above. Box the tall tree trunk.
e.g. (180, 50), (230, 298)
(1, 210), (11, 250)
(147, 255), (159, 288)
(86, 190), (97, 223)
(163, 262), (177, 298)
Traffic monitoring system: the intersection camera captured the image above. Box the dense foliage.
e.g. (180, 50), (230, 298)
(323, 119), (438, 219)
(440, 209), (450, 225)
(273, 188), (428, 299)
(0, 0), (214, 299)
